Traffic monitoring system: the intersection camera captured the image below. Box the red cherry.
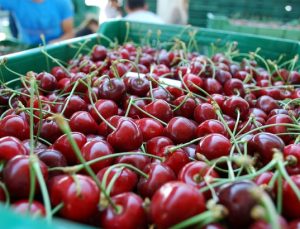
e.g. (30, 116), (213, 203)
(12, 200), (46, 216)
(178, 161), (219, 199)
(194, 103), (217, 123)
(135, 118), (164, 142)
(98, 78), (126, 102)
(218, 181), (258, 228)
(166, 117), (196, 143)
(122, 95), (146, 119)
(283, 175), (300, 219)
(115, 151), (151, 171)
(51, 66), (69, 81)
(100, 192), (147, 229)
(70, 72), (88, 93)
(0, 136), (27, 161)
(203, 78), (222, 94)
(22, 139), (47, 154)
(289, 219), (300, 229)
(284, 144), (300, 175)
(162, 146), (190, 175)
(36, 72), (57, 92)
(148, 87), (172, 102)
(222, 96), (249, 119)
(144, 99), (173, 123)
(3, 155), (48, 199)
(56, 95), (88, 118)
(197, 134), (231, 160)
(266, 114), (294, 144)
(224, 78), (245, 97)
(0, 115), (30, 140)
(90, 99), (118, 123)
(150, 181), (206, 228)
(202, 223), (226, 229)
(53, 132), (87, 165)
(49, 174), (99, 222)
(289, 71), (300, 84)
(137, 162), (176, 198)
(166, 85), (185, 99)
(108, 119), (143, 152)
(196, 119), (228, 137)
(173, 95), (197, 119)
(146, 136), (173, 156)
(183, 73), (203, 93)
(81, 140), (114, 173)
(97, 167), (138, 196)
(91, 45), (107, 61)
(126, 77), (150, 97)
(249, 132), (285, 164)
(36, 119), (63, 143)
(249, 217), (288, 229)
(256, 95), (279, 114)
(69, 111), (98, 135)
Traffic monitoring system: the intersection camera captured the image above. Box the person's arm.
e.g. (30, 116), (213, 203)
(49, 18), (74, 43)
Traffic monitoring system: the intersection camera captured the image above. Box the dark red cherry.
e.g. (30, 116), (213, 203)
(137, 162), (176, 198)
(289, 219), (300, 229)
(0, 115), (30, 140)
(196, 119), (228, 137)
(146, 136), (173, 156)
(81, 140), (114, 173)
(36, 72), (57, 92)
(90, 99), (118, 123)
(100, 192), (147, 229)
(166, 85), (185, 99)
(144, 99), (173, 123)
(173, 96), (196, 119)
(122, 95), (146, 119)
(22, 140), (47, 154)
(150, 181), (206, 229)
(107, 119), (143, 152)
(197, 134), (231, 160)
(36, 119), (63, 143)
(289, 71), (300, 84)
(256, 95), (279, 114)
(3, 155), (48, 199)
(56, 95), (88, 118)
(162, 146), (190, 175)
(12, 200), (46, 216)
(49, 174), (99, 222)
(249, 132), (285, 164)
(224, 78), (245, 97)
(215, 70), (232, 85)
(91, 45), (107, 61)
(69, 111), (98, 135)
(0, 136), (27, 161)
(53, 132), (87, 165)
(97, 167), (138, 196)
(115, 151), (151, 171)
(249, 217), (288, 229)
(194, 103), (217, 123)
(126, 77), (150, 97)
(165, 117), (196, 143)
(98, 78), (126, 102)
(218, 181), (258, 228)
(135, 118), (164, 142)
(148, 87), (172, 102)
(183, 73), (203, 93)
(222, 96), (249, 119)
(203, 78), (222, 94)
(283, 175), (300, 219)
(284, 144), (300, 175)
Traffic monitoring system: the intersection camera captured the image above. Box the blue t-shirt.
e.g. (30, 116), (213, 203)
(0, 0), (73, 45)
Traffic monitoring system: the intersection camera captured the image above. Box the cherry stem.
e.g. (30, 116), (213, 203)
(51, 202), (64, 216)
(0, 182), (10, 207)
(169, 137), (203, 152)
(276, 174), (283, 214)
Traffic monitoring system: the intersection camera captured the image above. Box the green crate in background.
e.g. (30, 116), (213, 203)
(207, 14), (300, 40)
(0, 19), (299, 227)
(188, 0), (300, 27)
(0, 39), (33, 56)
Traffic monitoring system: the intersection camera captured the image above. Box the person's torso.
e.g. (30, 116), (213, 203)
(13, 0), (64, 44)
(125, 10), (164, 24)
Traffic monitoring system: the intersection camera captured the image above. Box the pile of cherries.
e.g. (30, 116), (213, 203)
(0, 40), (299, 229)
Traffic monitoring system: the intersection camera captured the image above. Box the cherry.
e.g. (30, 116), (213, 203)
(250, 108), (267, 124)
(12, 200), (46, 216)
(166, 117), (196, 143)
(122, 95), (146, 119)
(224, 78), (245, 97)
(203, 78), (222, 94)
(282, 175), (300, 219)
(222, 96), (249, 119)
(150, 181), (206, 229)
(249, 217), (288, 229)
(166, 85), (185, 99)
(202, 223), (226, 229)
(97, 115), (128, 137)
(143, 99), (173, 123)
(178, 161), (219, 199)
(249, 132), (285, 165)
(81, 140), (114, 173)
(57, 77), (71, 92)
(0, 115), (30, 140)
(98, 78), (126, 102)
(146, 136), (173, 156)
(69, 111), (98, 135)
(100, 192), (147, 229)
(256, 95), (279, 114)
(265, 114), (294, 144)
(162, 146), (190, 175)
(115, 151), (151, 171)
(90, 99), (118, 123)
(284, 144), (300, 175)
(97, 167), (138, 196)
(135, 118), (164, 142)
(3, 155), (48, 199)
(49, 174), (99, 222)
(69, 72), (88, 93)
(288, 71), (300, 84)
(37, 149), (67, 169)
(148, 87), (173, 102)
(289, 219), (300, 229)
(253, 172), (274, 187)
(91, 45), (107, 61)
(51, 66), (69, 81)
(218, 181), (258, 228)
(36, 72), (57, 92)
(215, 69), (232, 85)
(0, 136), (27, 161)
(126, 77), (150, 97)
(36, 119), (63, 143)
(107, 119), (143, 152)
(53, 132), (87, 165)
(197, 133), (231, 160)
(183, 73), (203, 93)
(55, 95), (88, 118)
(137, 162), (175, 198)
(22, 139), (47, 154)
(196, 119), (228, 137)
(173, 95), (197, 119)
(194, 103), (217, 123)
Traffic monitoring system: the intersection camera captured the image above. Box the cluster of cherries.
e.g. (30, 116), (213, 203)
(0, 41), (299, 229)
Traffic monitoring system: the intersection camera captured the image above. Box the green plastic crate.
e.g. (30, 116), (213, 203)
(0, 39), (33, 56)
(0, 19), (299, 227)
(207, 14), (300, 40)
